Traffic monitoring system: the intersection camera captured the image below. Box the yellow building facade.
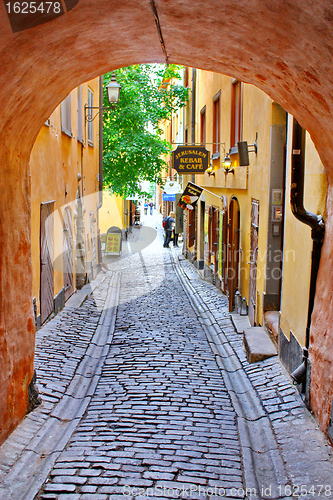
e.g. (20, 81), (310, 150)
(30, 78), (102, 328)
(171, 68), (327, 385)
(99, 191), (125, 234)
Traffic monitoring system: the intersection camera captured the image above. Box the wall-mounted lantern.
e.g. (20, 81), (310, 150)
(85, 72), (121, 123)
(206, 164), (215, 177)
(105, 73), (121, 104)
(223, 153), (234, 174)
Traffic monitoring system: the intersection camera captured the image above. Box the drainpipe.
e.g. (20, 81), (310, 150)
(290, 118), (325, 389)
(96, 76), (104, 269)
(98, 75), (104, 209)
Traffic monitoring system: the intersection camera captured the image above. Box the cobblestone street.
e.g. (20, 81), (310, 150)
(1, 213), (333, 500)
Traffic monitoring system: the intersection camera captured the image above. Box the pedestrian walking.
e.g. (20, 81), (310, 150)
(173, 228), (179, 247)
(163, 211), (175, 248)
(149, 201), (154, 215)
(144, 201), (148, 215)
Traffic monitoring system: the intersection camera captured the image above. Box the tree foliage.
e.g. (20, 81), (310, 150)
(103, 64), (189, 198)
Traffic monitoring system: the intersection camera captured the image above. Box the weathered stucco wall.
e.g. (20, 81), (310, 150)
(1, 0), (333, 441)
(29, 78), (100, 318)
(0, 145), (35, 440)
(310, 184), (333, 431)
(280, 116), (328, 349)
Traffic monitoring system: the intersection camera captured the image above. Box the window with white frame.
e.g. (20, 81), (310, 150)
(77, 86), (83, 143)
(61, 93), (72, 137)
(213, 93), (220, 156)
(87, 88), (94, 146)
(231, 80), (243, 148)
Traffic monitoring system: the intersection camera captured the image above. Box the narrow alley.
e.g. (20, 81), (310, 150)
(1, 213), (333, 500)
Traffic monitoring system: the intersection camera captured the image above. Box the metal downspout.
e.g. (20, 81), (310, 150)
(98, 75), (104, 209)
(290, 118), (325, 390)
(96, 76), (104, 269)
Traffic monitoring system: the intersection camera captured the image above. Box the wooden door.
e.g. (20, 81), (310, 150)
(228, 197), (240, 312)
(209, 206), (219, 274)
(208, 206), (213, 265)
(188, 207), (196, 248)
(40, 202), (54, 324)
(218, 197), (228, 292)
(194, 206), (198, 259)
(199, 201), (205, 262)
(63, 207), (74, 301)
(249, 199), (260, 326)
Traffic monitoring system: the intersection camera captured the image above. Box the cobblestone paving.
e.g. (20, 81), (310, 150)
(0, 274), (112, 477)
(35, 232), (246, 500)
(2, 213), (333, 500)
(177, 257), (333, 498)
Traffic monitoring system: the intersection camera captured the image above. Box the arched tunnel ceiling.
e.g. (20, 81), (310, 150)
(0, 0), (333, 177)
(2, 0), (333, 439)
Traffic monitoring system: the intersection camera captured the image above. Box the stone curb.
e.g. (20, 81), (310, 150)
(0, 272), (120, 500)
(65, 271), (107, 309)
(171, 251), (290, 500)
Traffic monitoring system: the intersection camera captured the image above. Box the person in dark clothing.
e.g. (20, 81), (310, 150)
(173, 229), (179, 247)
(163, 211), (175, 248)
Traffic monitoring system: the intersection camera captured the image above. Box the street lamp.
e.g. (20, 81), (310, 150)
(105, 73), (121, 104)
(206, 164), (215, 177)
(85, 72), (121, 122)
(223, 153), (234, 174)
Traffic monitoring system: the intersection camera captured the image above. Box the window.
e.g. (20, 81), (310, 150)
(61, 93), (72, 137)
(87, 88), (94, 146)
(200, 107), (206, 146)
(213, 94), (220, 156)
(77, 86), (83, 143)
(231, 80), (243, 148)
(185, 128), (188, 145)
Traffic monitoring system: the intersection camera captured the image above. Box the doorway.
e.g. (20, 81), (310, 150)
(209, 206), (219, 275)
(40, 202), (54, 324)
(248, 199), (260, 325)
(63, 207), (74, 301)
(218, 196), (228, 293)
(228, 197), (240, 312)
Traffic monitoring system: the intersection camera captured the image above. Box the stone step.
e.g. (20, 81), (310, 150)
(243, 326), (278, 363)
(231, 313), (251, 334)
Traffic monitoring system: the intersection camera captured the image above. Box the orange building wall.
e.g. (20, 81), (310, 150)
(30, 78), (100, 320)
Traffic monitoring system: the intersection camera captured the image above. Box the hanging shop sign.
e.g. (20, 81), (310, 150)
(172, 146), (210, 174)
(163, 193), (176, 201)
(178, 182), (203, 211)
(163, 180), (182, 194)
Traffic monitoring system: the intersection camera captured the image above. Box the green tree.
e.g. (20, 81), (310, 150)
(103, 64), (189, 198)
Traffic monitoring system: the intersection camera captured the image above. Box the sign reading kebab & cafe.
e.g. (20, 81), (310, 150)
(172, 146), (210, 174)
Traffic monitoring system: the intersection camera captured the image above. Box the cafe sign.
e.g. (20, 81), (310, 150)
(173, 146), (210, 174)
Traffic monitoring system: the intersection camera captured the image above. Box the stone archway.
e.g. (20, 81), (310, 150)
(1, 0), (333, 443)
